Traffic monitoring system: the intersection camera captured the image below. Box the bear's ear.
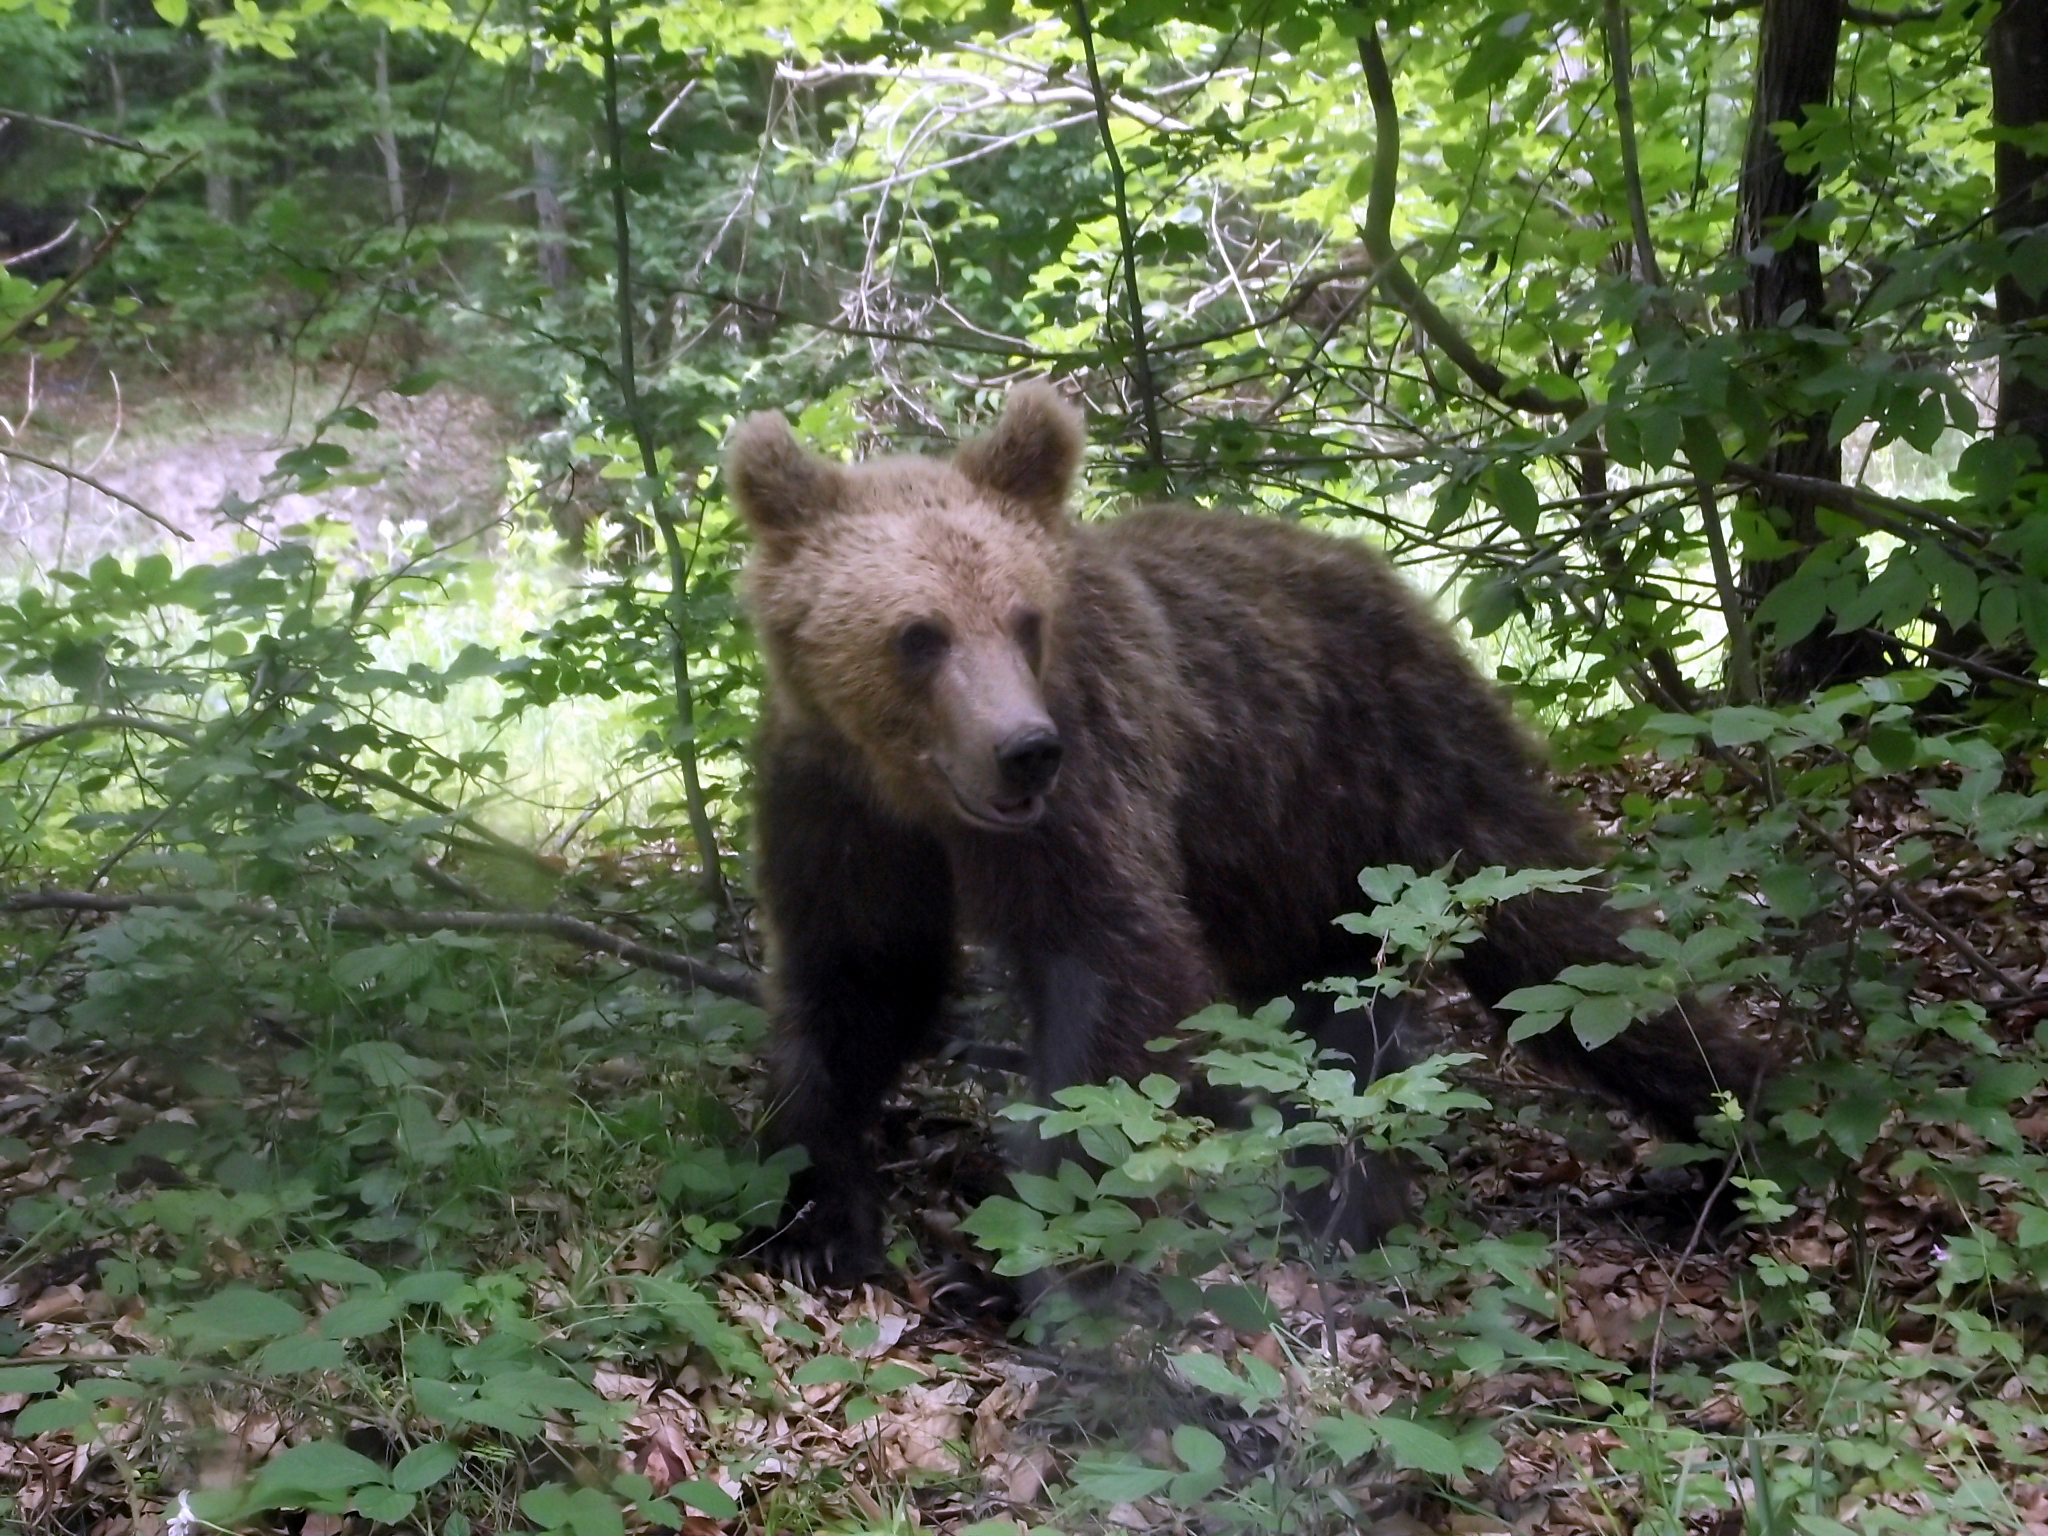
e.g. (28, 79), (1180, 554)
(726, 412), (846, 553)
(954, 381), (1085, 528)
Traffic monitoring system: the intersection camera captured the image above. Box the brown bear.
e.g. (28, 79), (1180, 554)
(727, 382), (1767, 1285)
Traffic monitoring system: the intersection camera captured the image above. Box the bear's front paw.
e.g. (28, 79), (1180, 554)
(752, 1183), (883, 1290)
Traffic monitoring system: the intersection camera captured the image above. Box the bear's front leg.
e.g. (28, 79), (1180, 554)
(754, 733), (956, 1286)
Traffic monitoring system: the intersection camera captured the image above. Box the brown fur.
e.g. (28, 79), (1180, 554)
(730, 384), (1769, 1284)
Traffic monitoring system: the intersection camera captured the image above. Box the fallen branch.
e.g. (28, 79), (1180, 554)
(1, 889), (763, 1004)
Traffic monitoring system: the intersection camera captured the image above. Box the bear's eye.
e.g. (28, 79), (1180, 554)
(1014, 609), (1045, 671)
(894, 620), (951, 674)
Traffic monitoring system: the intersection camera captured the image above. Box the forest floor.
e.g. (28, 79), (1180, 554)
(0, 352), (519, 570)
(4, 751), (2048, 1536)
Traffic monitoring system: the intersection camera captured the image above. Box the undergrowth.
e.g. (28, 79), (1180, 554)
(2, 493), (2047, 1534)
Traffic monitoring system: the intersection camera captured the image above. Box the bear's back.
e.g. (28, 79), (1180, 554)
(1064, 506), (1572, 998)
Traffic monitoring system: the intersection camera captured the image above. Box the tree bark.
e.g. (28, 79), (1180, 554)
(1991, 0), (2048, 457)
(1734, 0), (1859, 696)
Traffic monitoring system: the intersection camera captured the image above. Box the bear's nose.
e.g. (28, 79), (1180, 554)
(995, 727), (1064, 796)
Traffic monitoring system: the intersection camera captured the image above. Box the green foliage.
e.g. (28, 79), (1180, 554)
(8, 0), (2048, 1530)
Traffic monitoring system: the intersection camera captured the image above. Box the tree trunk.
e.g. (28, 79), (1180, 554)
(374, 27), (405, 222)
(1734, 0), (1862, 696)
(1991, 0), (2048, 457)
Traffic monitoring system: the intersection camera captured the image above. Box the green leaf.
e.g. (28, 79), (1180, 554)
(251, 1440), (386, 1502)
(1373, 1416), (1476, 1477)
(566, 1487), (626, 1536)
(392, 1270), (465, 1305)
(1708, 705), (1783, 746)
(522, 1485), (576, 1531)
(152, 0), (188, 24)
(285, 1251), (382, 1288)
(0, 1366), (62, 1393)
(319, 1292), (404, 1340)
(790, 1355), (862, 1387)
(1069, 1453), (1174, 1503)
(1202, 1282), (1277, 1334)
(390, 1441), (461, 1493)
(866, 1361), (925, 1392)
(1569, 992), (1638, 1049)
(843, 1394), (883, 1425)
(1172, 1424), (1225, 1474)
(672, 1481), (738, 1518)
(176, 1286), (307, 1347)
(14, 1393), (96, 1436)
(354, 1485), (416, 1524)
(1487, 463), (1540, 535)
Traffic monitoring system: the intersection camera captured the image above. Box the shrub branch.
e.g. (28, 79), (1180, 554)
(0, 889), (762, 1003)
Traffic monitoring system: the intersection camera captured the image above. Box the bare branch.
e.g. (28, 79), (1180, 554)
(0, 445), (192, 542)
(0, 714), (199, 769)
(2, 221), (79, 271)
(0, 108), (169, 158)
(1073, 0), (1166, 475)
(1, 889), (762, 1003)
(1356, 27), (1582, 417)
(1694, 482), (1761, 703)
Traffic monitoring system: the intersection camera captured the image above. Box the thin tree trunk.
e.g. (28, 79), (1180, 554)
(373, 27), (405, 222)
(98, 0), (126, 129)
(1734, 0), (1856, 696)
(204, 34), (233, 223)
(531, 138), (570, 293)
(1991, 0), (2048, 457)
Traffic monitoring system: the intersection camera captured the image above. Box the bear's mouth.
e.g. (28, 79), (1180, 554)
(951, 788), (1047, 831)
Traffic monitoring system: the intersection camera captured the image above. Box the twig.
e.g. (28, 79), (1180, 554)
(0, 446), (192, 541)
(667, 284), (1062, 360)
(1706, 746), (2029, 996)
(1, 889), (762, 1002)
(0, 108), (169, 158)
(1072, 0), (1166, 477)
(1724, 461), (1993, 551)
(2, 220), (79, 270)
(0, 713), (199, 768)
(1885, 634), (2048, 696)
(1355, 27), (1581, 418)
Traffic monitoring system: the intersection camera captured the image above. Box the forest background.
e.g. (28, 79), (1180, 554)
(4, 0), (2048, 1532)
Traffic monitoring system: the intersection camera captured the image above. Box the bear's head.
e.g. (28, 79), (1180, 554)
(727, 382), (1086, 833)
